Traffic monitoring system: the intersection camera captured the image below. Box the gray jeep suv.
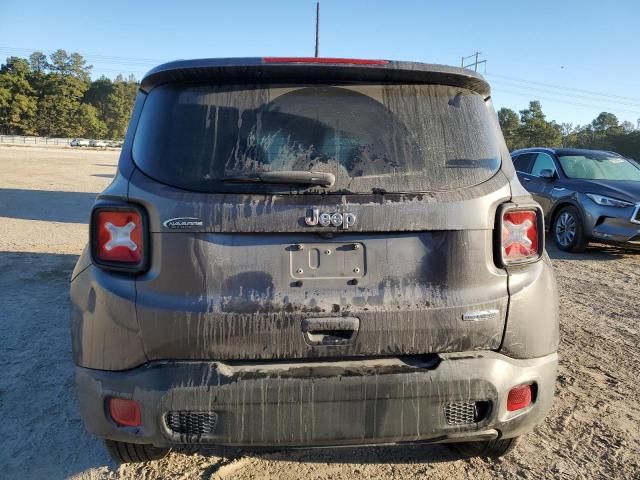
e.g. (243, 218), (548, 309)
(70, 57), (558, 463)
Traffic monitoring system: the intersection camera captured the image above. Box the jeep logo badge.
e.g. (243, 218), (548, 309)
(304, 208), (356, 229)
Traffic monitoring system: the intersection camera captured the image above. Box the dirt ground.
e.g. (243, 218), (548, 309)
(1, 146), (639, 480)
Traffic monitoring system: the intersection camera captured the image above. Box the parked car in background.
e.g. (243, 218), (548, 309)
(70, 138), (90, 147)
(70, 57), (558, 464)
(90, 139), (109, 148)
(512, 148), (640, 251)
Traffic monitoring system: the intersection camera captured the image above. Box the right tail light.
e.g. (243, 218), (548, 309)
(497, 205), (544, 266)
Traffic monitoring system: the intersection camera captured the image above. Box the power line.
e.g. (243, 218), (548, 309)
(0, 46), (163, 64)
(454, 52), (640, 105)
(486, 72), (640, 104)
(91, 69), (146, 76)
(0, 52), (157, 68)
(453, 52), (640, 115)
(494, 88), (640, 116)
(0, 46), (152, 78)
(2, 44), (640, 115)
(490, 80), (640, 109)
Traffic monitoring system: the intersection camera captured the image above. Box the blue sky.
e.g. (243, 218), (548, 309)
(1, 0), (639, 126)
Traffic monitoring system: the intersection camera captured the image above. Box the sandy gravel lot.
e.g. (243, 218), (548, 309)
(1, 146), (639, 479)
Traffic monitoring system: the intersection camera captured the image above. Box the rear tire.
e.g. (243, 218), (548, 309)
(449, 436), (520, 459)
(553, 206), (587, 252)
(104, 439), (171, 463)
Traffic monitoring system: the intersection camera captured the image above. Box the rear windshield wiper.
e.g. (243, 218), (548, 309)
(221, 171), (335, 187)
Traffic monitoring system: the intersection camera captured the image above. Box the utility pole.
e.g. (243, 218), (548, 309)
(461, 51), (487, 72)
(314, 2), (320, 57)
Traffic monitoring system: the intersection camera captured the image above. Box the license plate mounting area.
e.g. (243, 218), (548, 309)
(289, 243), (366, 279)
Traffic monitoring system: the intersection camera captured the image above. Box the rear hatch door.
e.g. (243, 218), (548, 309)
(128, 76), (511, 361)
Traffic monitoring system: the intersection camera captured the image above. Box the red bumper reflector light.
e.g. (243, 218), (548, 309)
(507, 384), (532, 412)
(263, 57), (389, 65)
(109, 398), (142, 427)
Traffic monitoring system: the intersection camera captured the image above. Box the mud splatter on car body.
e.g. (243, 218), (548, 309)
(70, 57), (558, 462)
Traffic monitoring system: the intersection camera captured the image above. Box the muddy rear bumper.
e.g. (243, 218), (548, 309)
(75, 351), (557, 448)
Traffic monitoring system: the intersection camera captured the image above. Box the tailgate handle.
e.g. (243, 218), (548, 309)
(302, 317), (359, 346)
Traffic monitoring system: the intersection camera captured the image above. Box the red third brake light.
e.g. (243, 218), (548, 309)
(91, 206), (147, 272)
(501, 209), (541, 265)
(263, 57), (389, 65)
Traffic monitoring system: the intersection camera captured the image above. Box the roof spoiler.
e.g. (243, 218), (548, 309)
(140, 57), (491, 97)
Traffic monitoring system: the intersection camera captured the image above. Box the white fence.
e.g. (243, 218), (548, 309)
(0, 135), (122, 148)
(0, 135), (72, 146)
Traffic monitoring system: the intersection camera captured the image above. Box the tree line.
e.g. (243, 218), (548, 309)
(0, 50), (137, 139)
(498, 101), (640, 158)
(2, 50), (640, 157)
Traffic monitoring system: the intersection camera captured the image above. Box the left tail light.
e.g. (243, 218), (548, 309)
(497, 204), (544, 267)
(90, 204), (149, 273)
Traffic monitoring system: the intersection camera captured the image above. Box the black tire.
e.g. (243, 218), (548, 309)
(104, 439), (171, 463)
(449, 436), (520, 459)
(552, 206), (587, 252)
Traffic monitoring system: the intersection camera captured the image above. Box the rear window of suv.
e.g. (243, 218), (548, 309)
(132, 83), (501, 193)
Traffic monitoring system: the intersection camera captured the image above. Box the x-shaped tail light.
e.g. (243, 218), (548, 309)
(503, 218), (534, 250)
(104, 221), (138, 252)
(500, 209), (541, 265)
(91, 206), (147, 272)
